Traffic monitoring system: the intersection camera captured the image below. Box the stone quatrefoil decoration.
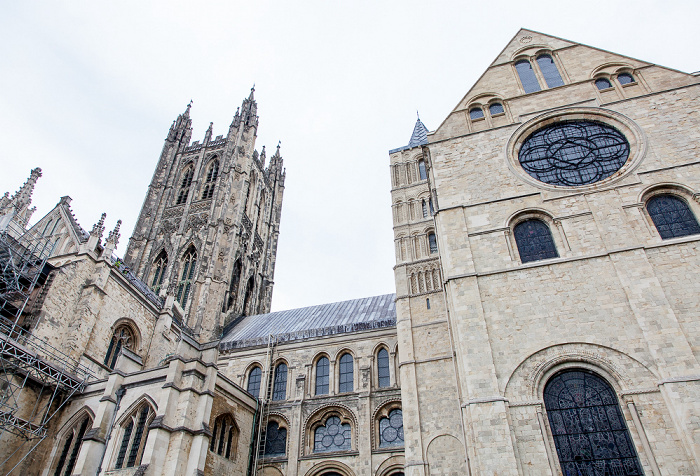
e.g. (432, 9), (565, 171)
(518, 121), (630, 186)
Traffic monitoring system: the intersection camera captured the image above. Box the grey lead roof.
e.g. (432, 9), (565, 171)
(389, 117), (430, 154)
(219, 293), (396, 351)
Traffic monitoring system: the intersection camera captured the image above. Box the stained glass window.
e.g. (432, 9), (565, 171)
(377, 349), (390, 388)
(272, 363), (287, 401)
(544, 370), (644, 476)
(263, 421), (287, 456)
(595, 78), (613, 90)
(313, 416), (352, 453)
(647, 195), (700, 239)
(618, 73), (635, 85)
(518, 121), (630, 186)
(247, 367), (262, 398)
(536, 54), (565, 88)
(379, 409), (404, 448)
(316, 356), (330, 395)
(339, 354), (353, 393)
(469, 107), (484, 120)
(514, 220), (558, 263)
(489, 103), (505, 115)
(515, 60), (541, 94)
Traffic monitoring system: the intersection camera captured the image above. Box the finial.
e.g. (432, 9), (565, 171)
(91, 213), (106, 237)
(107, 219), (122, 246)
(417, 110), (420, 120)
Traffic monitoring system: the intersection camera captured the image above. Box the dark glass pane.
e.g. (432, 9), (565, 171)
(418, 160), (427, 180)
(210, 419), (219, 451)
(377, 349), (390, 388)
(225, 425), (234, 458)
(515, 60), (541, 93)
(339, 354), (353, 393)
(469, 107), (484, 120)
(272, 364), (287, 401)
(247, 367), (262, 398)
(428, 233), (438, 254)
(264, 422), (287, 456)
(518, 121), (630, 186)
(115, 420), (133, 469)
(127, 406), (150, 467)
(63, 417), (90, 476)
(313, 416), (352, 453)
(422, 200), (428, 218)
(53, 432), (74, 476)
(316, 357), (329, 395)
(514, 220), (558, 263)
(544, 370), (644, 475)
(618, 73), (635, 85)
(536, 55), (564, 88)
(647, 195), (700, 239)
(595, 78), (612, 90)
(217, 419), (227, 455)
(379, 409), (404, 448)
(489, 103), (505, 115)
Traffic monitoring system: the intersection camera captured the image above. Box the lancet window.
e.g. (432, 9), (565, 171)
(377, 348), (391, 388)
(176, 165), (194, 205)
(201, 159), (219, 200)
(176, 247), (197, 306)
(53, 413), (92, 476)
(104, 325), (135, 370)
(150, 251), (167, 294)
(210, 413), (237, 459)
(115, 402), (154, 470)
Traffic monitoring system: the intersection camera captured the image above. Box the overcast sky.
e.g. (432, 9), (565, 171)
(1, 1), (698, 312)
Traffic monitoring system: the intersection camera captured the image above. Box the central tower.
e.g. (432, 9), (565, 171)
(124, 89), (285, 340)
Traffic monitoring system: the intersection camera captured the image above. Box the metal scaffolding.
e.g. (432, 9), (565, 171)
(0, 219), (94, 474)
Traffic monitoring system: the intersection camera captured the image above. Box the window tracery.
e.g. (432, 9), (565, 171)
(104, 325), (135, 370)
(313, 415), (352, 453)
(176, 247), (197, 306)
(115, 402), (154, 470)
(201, 159), (219, 200)
(150, 251), (167, 294)
(176, 165), (194, 205)
(262, 421), (287, 457)
(210, 413), (237, 459)
(378, 409), (404, 448)
(53, 412), (92, 476)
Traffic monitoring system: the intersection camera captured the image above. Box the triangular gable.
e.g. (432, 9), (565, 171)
(27, 197), (88, 258)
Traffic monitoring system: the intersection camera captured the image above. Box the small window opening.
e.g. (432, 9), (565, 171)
(489, 103), (505, 116)
(617, 73), (635, 85)
(469, 107), (484, 120)
(426, 298), (430, 309)
(595, 78), (613, 90)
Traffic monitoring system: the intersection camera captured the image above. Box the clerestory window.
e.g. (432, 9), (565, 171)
(377, 348), (390, 388)
(272, 363), (288, 401)
(338, 353), (354, 393)
(315, 356), (330, 395)
(247, 366), (262, 398)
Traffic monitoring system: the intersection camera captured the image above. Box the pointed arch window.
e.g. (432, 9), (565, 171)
(418, 159), (427, 180)
(544, 370), (643, 475)
(379, 409), (404, 448)
(536, 54), (564, 88)
(176, 165), (194, 205)
(176, 247), (197, 306)
(257, 189), (266, 233)
(515, 59), (541, 93)
(150, 251), (168, 294)
(53, 413), (92, 476)
(104, 325), (135, 370)
(272, 363), (288, 401)
(647, 195), (700, 239)
(226, 259), (242, 312)
(262, 421), (287, 456)
(315, 356), (330, 395)
(209, 413), (237, 459)
(242, 276), (255, 316)
(247, 366), (262, 398)
(338, 353), (353, 393)
(514, 219), (558, 263)
(377, 348), (390, 388)
(201, 159), (220, 200)
(115, 402), (154, 469)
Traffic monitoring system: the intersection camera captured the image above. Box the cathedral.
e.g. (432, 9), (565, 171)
(0, 29), (699, 476)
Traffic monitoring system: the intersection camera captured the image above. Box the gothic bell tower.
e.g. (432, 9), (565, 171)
(124, 88), (285, 341)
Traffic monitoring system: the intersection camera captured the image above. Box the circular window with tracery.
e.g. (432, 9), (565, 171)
(518, 120), (630, 186)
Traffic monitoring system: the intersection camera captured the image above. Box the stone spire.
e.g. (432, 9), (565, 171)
(259, 145), (266, 167)
(90, 213), (106, 238)
(204, 122), (213, 144)
(102, 219), (122, 257)
(1, 167), (42, 228)
(168, 101), (194, 145)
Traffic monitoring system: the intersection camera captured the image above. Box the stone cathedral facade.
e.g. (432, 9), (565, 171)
(0, 29), (699, 476)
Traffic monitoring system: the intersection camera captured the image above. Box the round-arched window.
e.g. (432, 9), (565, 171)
(518, 121), (630, 186)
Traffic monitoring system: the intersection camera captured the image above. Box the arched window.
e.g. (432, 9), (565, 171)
(176, 165), (194, 205)
(536, 54), (564, 88)
(53, 413), (92, 476)
(115, 402), (154, 469)
(418, 159), (427, 180)
(242, 276), (255, 316)
(379, 409), (404, 448)
(104, 325), (135, 370)
(176, 247), (197, 306)
(313, 415), (352, 453)
(617, 73), (635, 85)
(377, 348), (390, 388)
(257, 189), (266, 233)
(428, 233), (438, 254)
(272, 363), (287, 401)
(647, 194), (700, 239)
(209, 413), (237, 459)
(247, 366), (262, 398)
(201, 159), (220, 200)
(316, 356), (330, 395)
(595, 78), (613, 90)
(544, 370), (643, 475)
(262, 421), (287, 456)
(338, 353), (353, 393)
(246, 172), (257, 216)
(226, 259), (242, 312)
(469, 107), (484, 120)
(515, 60), (541, 94)
(150, 251), (168, 294)
(489, 103), (505, 115)
(513, 219), (558, 263)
